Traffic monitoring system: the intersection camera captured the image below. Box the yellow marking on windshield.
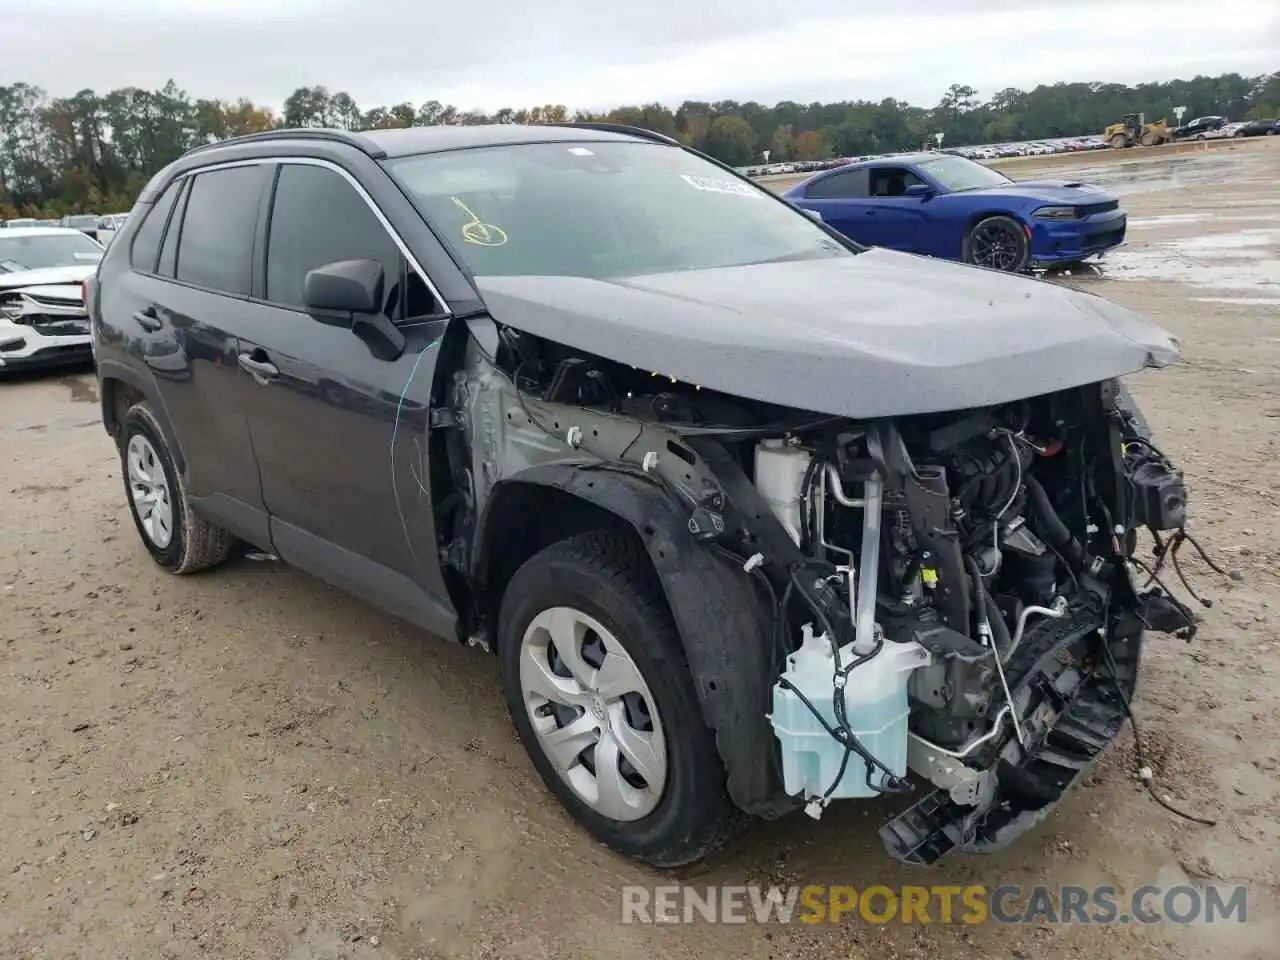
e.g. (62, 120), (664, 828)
(450, 196), (508, 247)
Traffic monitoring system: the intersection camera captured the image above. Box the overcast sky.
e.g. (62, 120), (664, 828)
(6, 0), (1277, 112)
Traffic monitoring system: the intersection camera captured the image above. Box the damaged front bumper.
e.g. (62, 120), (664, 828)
(0, 288), (92, 371)
(881, 596), (1141, 865)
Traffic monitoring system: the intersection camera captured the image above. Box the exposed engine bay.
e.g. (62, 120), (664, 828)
(443, 318), (1200, 865)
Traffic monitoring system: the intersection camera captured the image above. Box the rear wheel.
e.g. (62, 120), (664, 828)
(963, 216), (1030, 273)
(496, 532), (740, 866)
(119, 402), (236, 573)
(1109, 134), (1128, 149)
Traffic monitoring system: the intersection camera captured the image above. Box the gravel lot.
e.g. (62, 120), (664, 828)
(2, 138), (1277, 960)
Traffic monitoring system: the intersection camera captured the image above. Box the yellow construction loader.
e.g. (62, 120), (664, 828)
(1104, 113), (1173, 148)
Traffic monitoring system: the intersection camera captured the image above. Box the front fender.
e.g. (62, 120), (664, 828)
(477, 463), (795, 818)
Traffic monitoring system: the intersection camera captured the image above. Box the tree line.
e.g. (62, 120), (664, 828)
(2, 71), (1276, 219)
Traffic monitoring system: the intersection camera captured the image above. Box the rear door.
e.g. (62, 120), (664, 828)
(796, 168), (880, 244)
(105, 162), (272, 545)
(233, 159), (455, 634)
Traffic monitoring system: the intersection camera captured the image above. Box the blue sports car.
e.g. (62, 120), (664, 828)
(782, 153), (1127, 272)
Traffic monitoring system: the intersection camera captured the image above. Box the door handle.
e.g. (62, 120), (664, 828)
(238, 352), (279, 384)
(133, 308), (162, 332)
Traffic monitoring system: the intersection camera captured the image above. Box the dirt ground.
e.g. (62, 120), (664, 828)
(2, 139), (1277, 960)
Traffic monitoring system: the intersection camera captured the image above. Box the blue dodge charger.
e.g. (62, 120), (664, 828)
(782, 153), (1127, 272)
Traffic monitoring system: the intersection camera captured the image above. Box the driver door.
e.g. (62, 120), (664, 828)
(863, 167), (933, 253)
(235, 159), (455, 636)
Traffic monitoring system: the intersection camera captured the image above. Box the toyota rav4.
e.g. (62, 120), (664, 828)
(89, 123), (1196, 867)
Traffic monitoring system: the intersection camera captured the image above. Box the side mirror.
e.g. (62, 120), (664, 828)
(302, 258), (406, 362)
(801, 207), (824, 221)
(904, 183), (934, 198)
(303, 259), (384, 326)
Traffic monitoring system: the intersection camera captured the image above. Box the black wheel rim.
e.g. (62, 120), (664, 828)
(971, 222), (1024, 271)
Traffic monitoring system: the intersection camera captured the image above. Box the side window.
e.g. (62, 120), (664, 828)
(129, 178), (182, 273)
(804, 169), (869, 200)
(266, 163), (433, 317)
(868, 167), (924, 197)
(174, 165), (266, 296)
(157, 178), (191, 278)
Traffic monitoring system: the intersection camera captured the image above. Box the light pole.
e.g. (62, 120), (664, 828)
(934, 132), (945, 150)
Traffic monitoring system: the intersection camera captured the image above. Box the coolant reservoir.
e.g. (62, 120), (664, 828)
(769, 625), (931, 804)
(754, 439), (811, 546)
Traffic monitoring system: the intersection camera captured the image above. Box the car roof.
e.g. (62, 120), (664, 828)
(844, 152), (947, 169)
(187, 123), (665, 162)
(0, 226), (93, 238)
(360, 123), (658, 158)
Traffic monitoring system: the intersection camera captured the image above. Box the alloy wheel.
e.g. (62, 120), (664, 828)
(519, 606), (668, 821)
(970, 221), (1025, 271)
(126, 434), (174, 549)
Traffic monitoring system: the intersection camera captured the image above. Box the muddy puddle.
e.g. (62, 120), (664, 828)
(1031, 148), (1270, 198)
(1058, 225), (1280, 299)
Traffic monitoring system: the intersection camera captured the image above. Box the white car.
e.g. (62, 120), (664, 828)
(0, 227), (103, 374)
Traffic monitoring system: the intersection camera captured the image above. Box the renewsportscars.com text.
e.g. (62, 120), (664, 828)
(620, 884), (1249, 926)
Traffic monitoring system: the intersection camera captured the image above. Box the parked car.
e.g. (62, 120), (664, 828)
(1171, 115), (1227, 140)
(782, 152), (1126, 272)
(0, 226), (103, 373)
(1234, 118), (1279, 137)
(96, 212), (131, 246)
(60, 213), (103, 242)
(90, 123), (1195, 868)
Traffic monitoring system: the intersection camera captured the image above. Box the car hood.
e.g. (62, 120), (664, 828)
(0, 264), (96, 292)
(962, 180), (1116, 205)
(0, 282), (85, 304)
(474, 248), (1180, 418)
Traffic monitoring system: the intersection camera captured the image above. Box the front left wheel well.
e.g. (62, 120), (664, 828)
(472, 480), (650, 646)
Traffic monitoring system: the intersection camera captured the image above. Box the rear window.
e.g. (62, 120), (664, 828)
(130, 180), (182, 273)
(173, 165), (266, 296)
(386, 140), (851, 279)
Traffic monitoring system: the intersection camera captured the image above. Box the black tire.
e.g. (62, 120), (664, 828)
(497, 531), (742, 866)
(963, 215), (1030, 273)
(119, 401), (236, 574)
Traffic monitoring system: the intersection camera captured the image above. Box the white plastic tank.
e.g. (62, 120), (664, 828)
(769, 625), (931, 804)
(754, 439), (812, 546)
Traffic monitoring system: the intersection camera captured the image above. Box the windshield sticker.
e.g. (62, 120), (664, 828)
(450, 196), (508, 247)
(567, 146), (595, 156)
(679, 174), (761, 198)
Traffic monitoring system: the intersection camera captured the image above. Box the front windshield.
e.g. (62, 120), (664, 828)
(917, 155), (1012, 192)
(386, 140), (851, 279)
(0, 233), (103, 273)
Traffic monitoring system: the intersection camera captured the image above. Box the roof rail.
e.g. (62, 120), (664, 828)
(549, 122), (682, 147)
(183, 128), (387, 159)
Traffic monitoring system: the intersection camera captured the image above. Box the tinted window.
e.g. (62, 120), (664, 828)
(174, 165), (265, 296)
(868, 167), (926, 197)
(386, 141), (851, 280)
(805, 169), (869, 199)
(265, 164), (402, 311)
(157, 179), (190, 278)
(130, 179), (181, 273)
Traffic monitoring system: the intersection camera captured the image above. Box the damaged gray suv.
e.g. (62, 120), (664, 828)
(89, 123), (1196, 867)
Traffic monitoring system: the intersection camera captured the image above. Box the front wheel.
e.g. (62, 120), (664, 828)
(497, 532), (741, 866)
(963, 215), (1030, 273)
